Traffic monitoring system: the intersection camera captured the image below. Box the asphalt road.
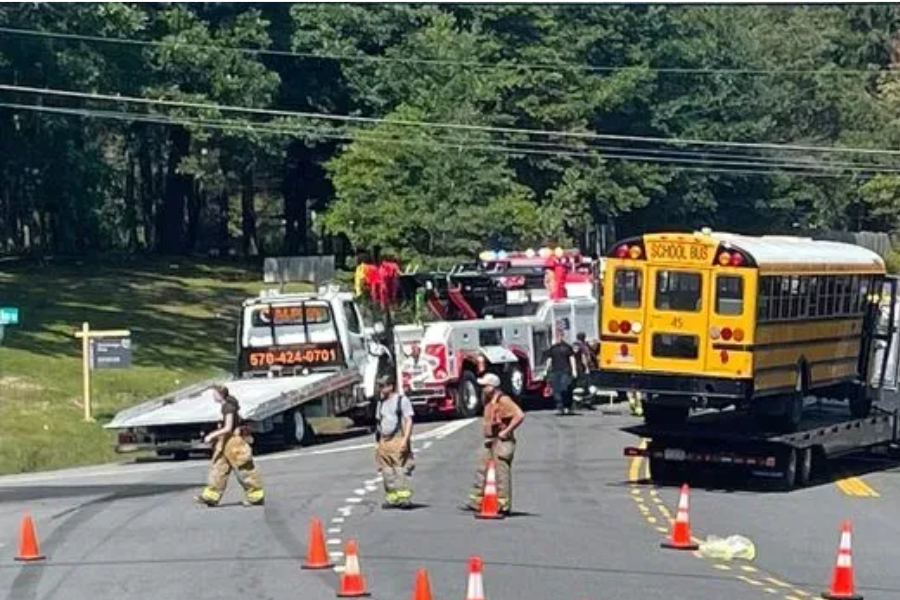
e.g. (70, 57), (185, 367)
(2, 406), (899, 600)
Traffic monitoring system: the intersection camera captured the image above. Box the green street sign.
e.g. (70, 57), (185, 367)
(0, 307), (19, 326)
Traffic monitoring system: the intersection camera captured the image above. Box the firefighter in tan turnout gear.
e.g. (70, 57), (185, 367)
(462, 373), (525, 515)
(194, 385), (265, 507)
(375, 375), (415, 509)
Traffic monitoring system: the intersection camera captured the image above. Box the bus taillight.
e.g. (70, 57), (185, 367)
(620, 344), (629, 357)
(716, 249), (747, 267)
(733, 328), (745, 342)
(614, 244), (644, 260)
(720, 349), (729, 363)
(721, 327), (733, 341)
(608, 320), (619, 333)
(619, 320), (632, 334)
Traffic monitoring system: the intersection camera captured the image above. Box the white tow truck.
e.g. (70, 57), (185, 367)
(106, 286), (385, 457)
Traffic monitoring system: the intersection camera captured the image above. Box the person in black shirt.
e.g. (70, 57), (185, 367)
(195, 385), (265, 507)
(542, 330), (577, 415)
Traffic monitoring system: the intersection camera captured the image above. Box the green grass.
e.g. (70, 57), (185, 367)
(0, 256), (314, 475)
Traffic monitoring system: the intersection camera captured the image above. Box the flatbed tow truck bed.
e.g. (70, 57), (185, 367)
(106, 368), (362, 454)
(623, 398), (900, 489)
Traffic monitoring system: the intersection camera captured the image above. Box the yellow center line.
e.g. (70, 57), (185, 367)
(835, 475), (880, 498)
(625, 443), (819, 600)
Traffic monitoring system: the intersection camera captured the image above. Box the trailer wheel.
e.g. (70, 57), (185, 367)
(779, 449), (798, 491)
(455, 370), (483, 418)
(797, 447), (813, 487)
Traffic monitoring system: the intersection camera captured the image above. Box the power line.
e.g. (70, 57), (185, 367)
(0, 25), (890, 76)
(0, 101), (882, 179)
(3, 82), (900, 158)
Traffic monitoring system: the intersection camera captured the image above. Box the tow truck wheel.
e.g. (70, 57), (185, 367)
(455, 370), (483, 418)
(283, 409), (313, 447)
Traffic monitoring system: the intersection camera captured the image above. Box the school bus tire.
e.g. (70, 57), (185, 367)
(781, 393), (804, 433)
(848, 386), (873, 419)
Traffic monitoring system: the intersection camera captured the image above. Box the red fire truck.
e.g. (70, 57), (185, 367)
(392, 249), (600, 417)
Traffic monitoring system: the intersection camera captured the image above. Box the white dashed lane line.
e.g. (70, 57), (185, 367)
(323, 417), (476, 572)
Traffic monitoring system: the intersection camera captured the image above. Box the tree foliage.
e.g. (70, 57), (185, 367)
(1, 4), (900, 262)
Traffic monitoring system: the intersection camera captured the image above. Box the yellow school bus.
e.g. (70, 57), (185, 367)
(594, 229), (887, 430)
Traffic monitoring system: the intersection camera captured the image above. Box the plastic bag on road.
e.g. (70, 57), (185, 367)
(697, 535), (756, 561)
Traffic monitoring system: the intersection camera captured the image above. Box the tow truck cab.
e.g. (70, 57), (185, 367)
(236, 288), (373, 379)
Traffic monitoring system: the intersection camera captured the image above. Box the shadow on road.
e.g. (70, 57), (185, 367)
(0, 482), (197, 505)
(624, 449), (900, 495)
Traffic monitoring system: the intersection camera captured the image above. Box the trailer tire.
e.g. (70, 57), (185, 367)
(797, 447), (813, 487)
(455, 370), (483, 418)
(780, 448), (798, 491)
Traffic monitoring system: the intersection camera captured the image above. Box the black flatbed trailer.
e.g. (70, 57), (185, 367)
(622, 398), (900, 490)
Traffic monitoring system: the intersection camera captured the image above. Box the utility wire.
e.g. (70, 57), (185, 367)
(0, 25), (891, 76)
(2, 83), (900, 158)
(0, 101), (887, 179)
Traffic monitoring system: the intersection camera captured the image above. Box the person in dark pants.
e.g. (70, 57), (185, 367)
(542, 330), (578, 416)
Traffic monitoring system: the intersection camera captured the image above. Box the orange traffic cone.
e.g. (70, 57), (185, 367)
(412, 568), (433, 600)
(302, 517), (334, 570)
(15, 514), (46, 562)
(661, 484), (699, 551)
(336, 539), (370, 597)
(822, 521), (863, 600)
(475, 459), (505, 520)
(465, 555), (486, 600)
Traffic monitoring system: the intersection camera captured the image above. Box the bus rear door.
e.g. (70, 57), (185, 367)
(643, 266), (710, 374)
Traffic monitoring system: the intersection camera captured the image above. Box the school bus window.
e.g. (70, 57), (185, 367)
(838, 276), (852, 315)
(797, 277), (810, 317)
(758, 276), (774, 321)
(655, 270), (702, 312)
(652, 333), (700, 360)
(859, 277), (871, 312)
(827, 277), (838, 315)
(808, 276), (820, 318)
(788, 276), (801, 318)
(613, 268), (642, 308)
(773, 275), (791, 320)
(715, 275), (744, 316)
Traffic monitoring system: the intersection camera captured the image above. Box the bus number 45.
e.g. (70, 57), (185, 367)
(670, 317), (684, 329)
